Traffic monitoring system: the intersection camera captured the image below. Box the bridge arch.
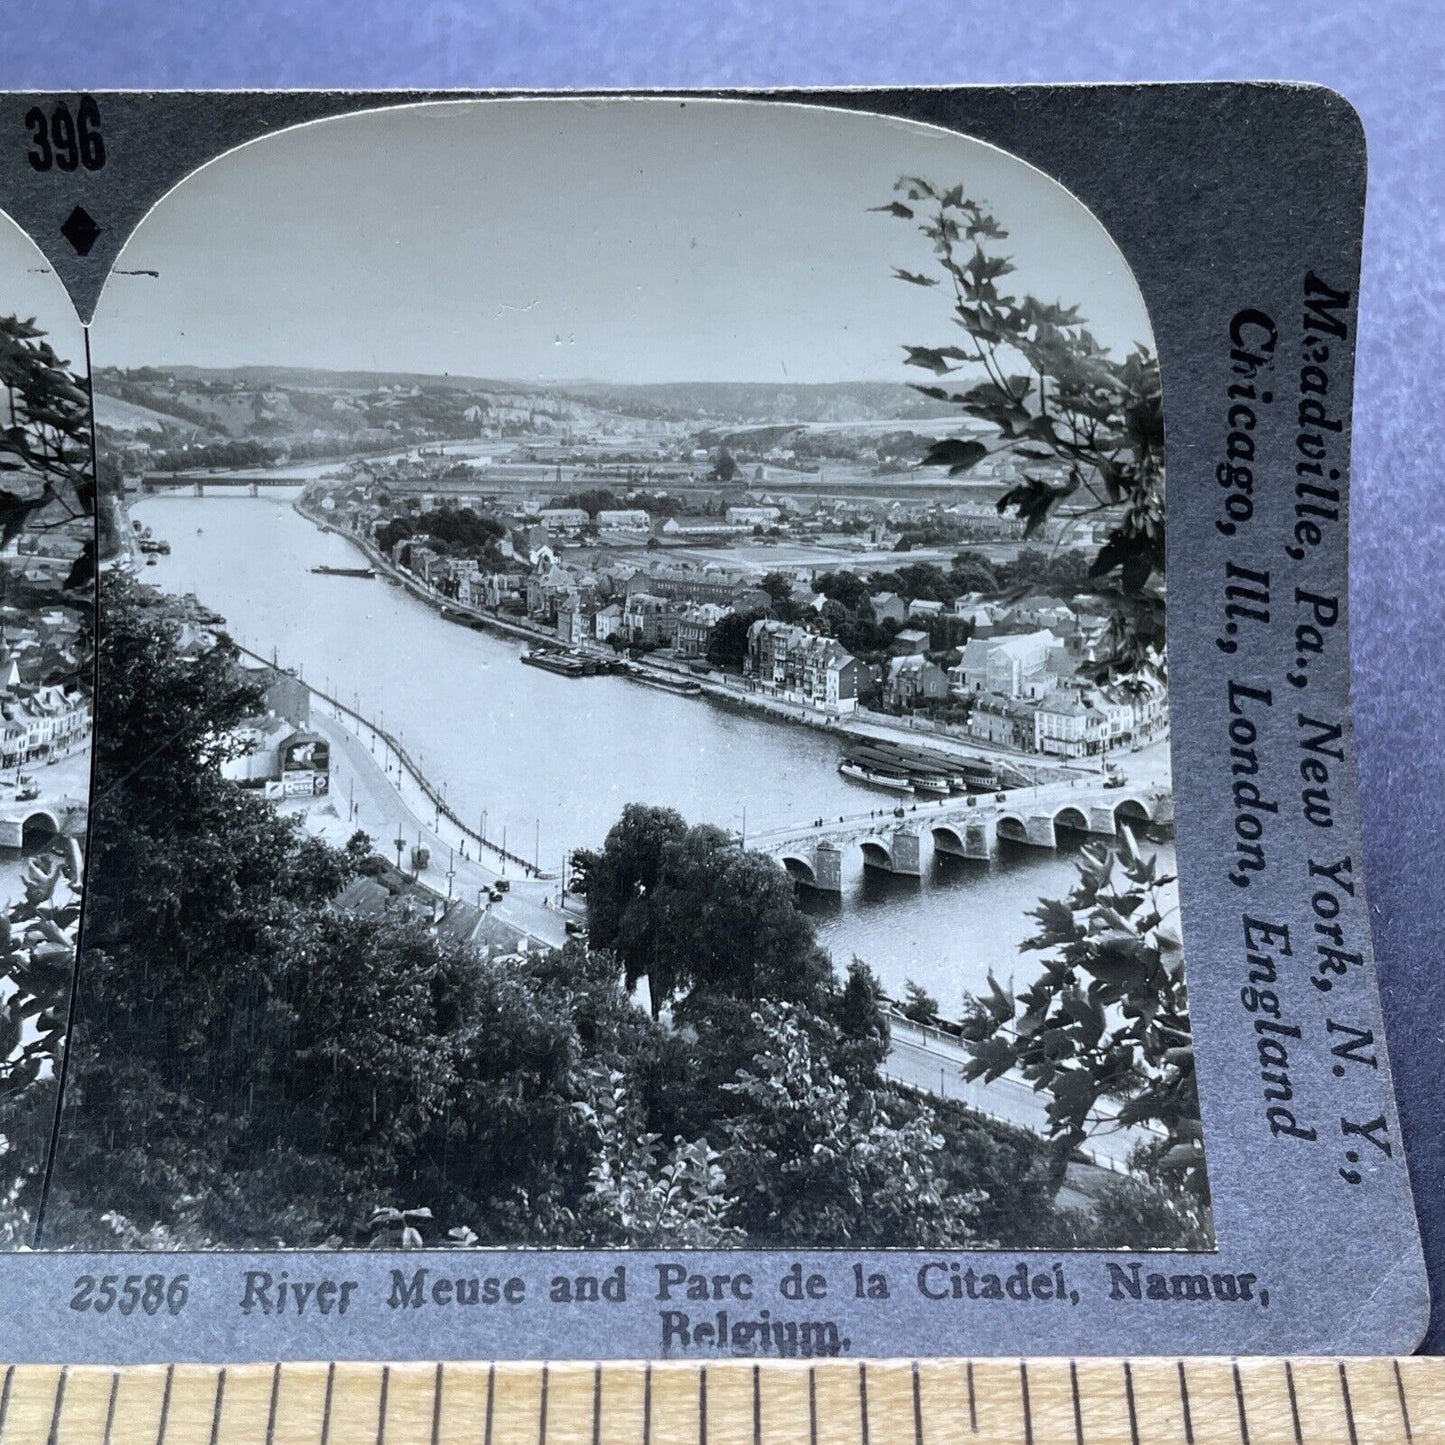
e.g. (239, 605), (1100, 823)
(1113, 796), (1154, 829)
(779, 852), (817, 886)
(932, 824), (966, 855)
(858, 838), (894, 871)
(995, 813), (1030, 845)
(21, 809), (60, 848)
(1053, 805), (1089, 835)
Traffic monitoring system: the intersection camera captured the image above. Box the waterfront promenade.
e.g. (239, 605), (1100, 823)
(269, 690), (572, 951)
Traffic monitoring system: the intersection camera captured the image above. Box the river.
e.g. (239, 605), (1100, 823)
(131, 490), (1175, 1012)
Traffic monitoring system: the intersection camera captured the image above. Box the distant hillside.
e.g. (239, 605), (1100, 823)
(92, 391), (215, 436)
(92, 365), (528, 395)
(91, 367), (955, 425)
(554, 380), (957, 424)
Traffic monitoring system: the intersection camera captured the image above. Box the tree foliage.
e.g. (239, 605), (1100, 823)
(0, 315), (93, 524)
(0, 841), (85, 1241)
(960, 831), (1207, 1208)
(705, 610), (752, 670)
(575, 805), (832, 1018)
(721, 1004), (982, 1247)
(50, 578), (1203, 1249)
(576, 1067), (742, 1247)
(881, 178), (1166, 680)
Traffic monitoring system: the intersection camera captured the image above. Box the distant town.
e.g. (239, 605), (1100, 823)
(96, 365), (1167, 769)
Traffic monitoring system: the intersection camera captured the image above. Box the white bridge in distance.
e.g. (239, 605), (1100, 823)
(749, 777), (1172, 892)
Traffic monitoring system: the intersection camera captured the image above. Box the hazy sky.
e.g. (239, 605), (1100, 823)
(0, 214), (86, 375)
(90, 98), (1153, 385)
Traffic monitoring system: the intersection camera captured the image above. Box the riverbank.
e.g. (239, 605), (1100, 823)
(295, 497), (1162, 789)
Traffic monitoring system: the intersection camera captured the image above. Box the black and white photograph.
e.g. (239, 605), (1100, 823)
(26, 98), (1205, 1254)
(0, 212), (94, 1247)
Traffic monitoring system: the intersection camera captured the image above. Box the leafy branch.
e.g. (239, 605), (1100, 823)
(878, 178), (1166, 681)
(960, 831), (1207, 1206)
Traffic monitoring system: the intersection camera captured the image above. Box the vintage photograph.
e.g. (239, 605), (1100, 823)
(0, 215), (95, 1244)
(36, 98), (1207, 1251)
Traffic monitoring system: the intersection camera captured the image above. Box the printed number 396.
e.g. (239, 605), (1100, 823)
(71, 1273), (189, 1316)
(25, 97), (105, 173)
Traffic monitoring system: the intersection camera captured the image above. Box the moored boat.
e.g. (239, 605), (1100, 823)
(310, 564), (376, 579)
(838, 760), (915, 794)
(521, 649), (588, 678)
(626, 667), (702, 696)
(910, 774), (951, 795)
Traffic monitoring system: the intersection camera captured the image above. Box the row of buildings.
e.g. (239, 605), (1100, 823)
(369, 489), (1165, 753)
(392, 536), (777, 659)
(0, 619), (91, 773)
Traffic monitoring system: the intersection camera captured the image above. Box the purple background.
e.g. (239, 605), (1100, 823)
(5, 0), (1442, 1350)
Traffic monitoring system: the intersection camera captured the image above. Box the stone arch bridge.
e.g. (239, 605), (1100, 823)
(0, 797), (88, 852)
(752, 780), (1170, 893)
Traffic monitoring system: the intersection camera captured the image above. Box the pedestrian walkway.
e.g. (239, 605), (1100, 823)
(298, 708), (569, 949)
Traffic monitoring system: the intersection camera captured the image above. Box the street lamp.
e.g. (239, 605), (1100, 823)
(393, 834), (405, 870)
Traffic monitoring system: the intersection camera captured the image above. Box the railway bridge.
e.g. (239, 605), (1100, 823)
(141, 472), (312, 497)
(750, 778), (1170, 893)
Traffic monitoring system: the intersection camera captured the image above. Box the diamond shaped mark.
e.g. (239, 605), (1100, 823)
(60, 205), (101, 257)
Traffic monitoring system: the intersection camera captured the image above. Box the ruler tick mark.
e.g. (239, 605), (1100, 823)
(1123, 1362), (1140, 1445)
(1284, 1361), (1302, 1445)
(809, 1366), (818, 1445)
(102, 1369), (120, 1445)
(1019, 1362), (1033, 1445)
(644, 1363), (652, 1445)
(965, 1361), (976, 1434)
(208, 1367), (226, 1445)
(432, 1362), (444, 1445)
(1070, 1361), (1084, 1445)
(44, 1364), (66, 1445)
(752, 1364), (761, 1445)
(155, 1363), (175, 1445)
(1177, 1361), (1194, 1445)
(539, 1363), (549, 1445)
(699, 1365), (707, 1445)
(1338, 1363), (1359, 1445)
(1232, 1362), (1250, 1445)
(1394, 1359), (1415, 1444)
(858, 1362), (869, 1445)
(320, 1363), (336, 1445)
(592, 1363), (602, 1445)
(102, 1371), (119, 1445)
(0, 1363), (13, 1439)
(913, 1361), (925, 1445)
(485, 1363), (495, 1445)
(377, 1364), (391, 1445)
(265, 1362), (280, 1445)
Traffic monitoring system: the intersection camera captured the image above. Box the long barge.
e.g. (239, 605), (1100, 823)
(625, 666), (702, 697)
(310, 564), (376, 578)
(521, 649), (590, 678)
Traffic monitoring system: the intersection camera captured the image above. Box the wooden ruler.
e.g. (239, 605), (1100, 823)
(0, 1357), (1437, 1444)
